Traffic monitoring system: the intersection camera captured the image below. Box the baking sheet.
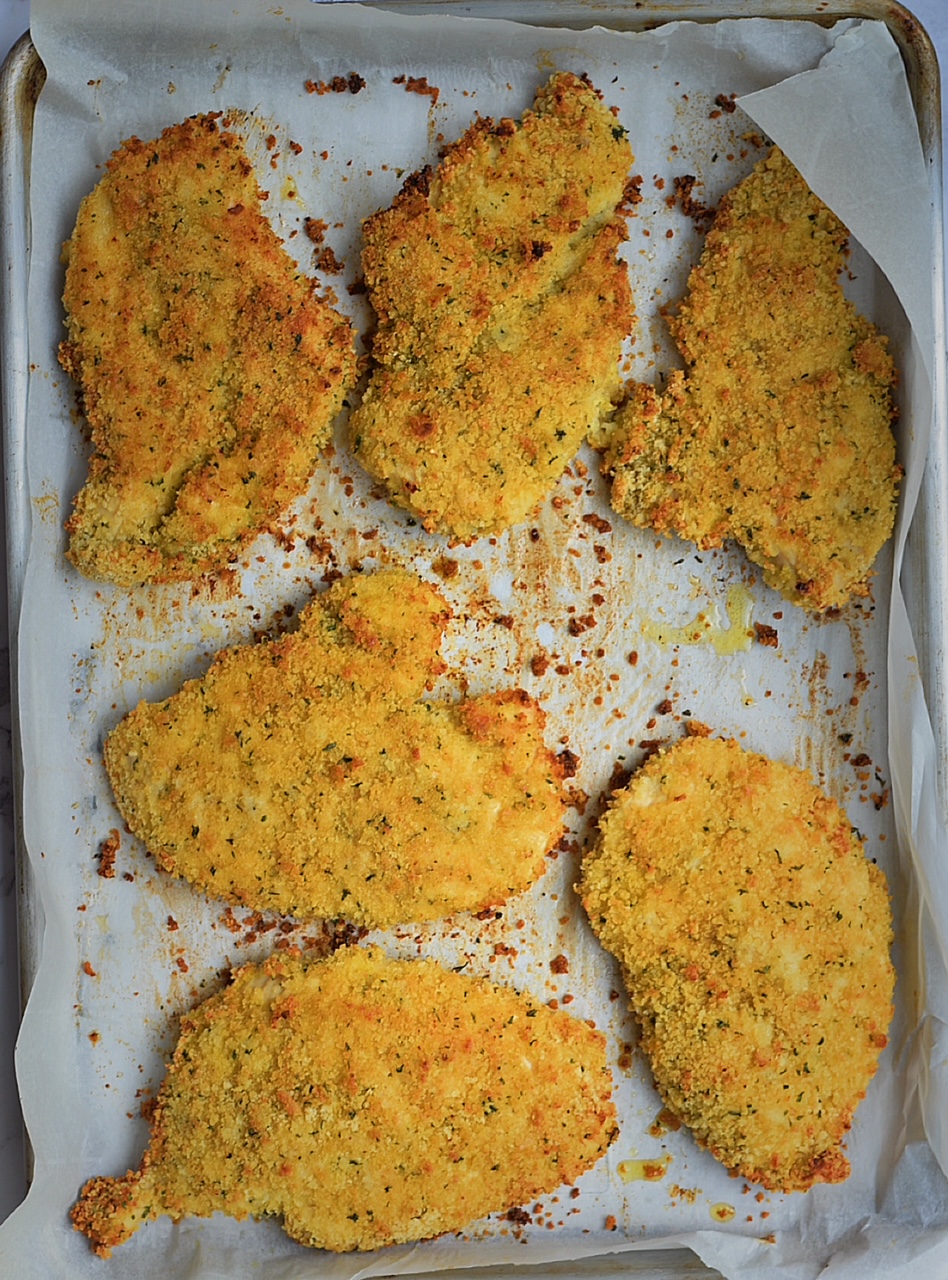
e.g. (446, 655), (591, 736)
(1, 1), (947, 1277)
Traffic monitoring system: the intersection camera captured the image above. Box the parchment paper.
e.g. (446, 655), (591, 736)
(1, 2), (947, 1278)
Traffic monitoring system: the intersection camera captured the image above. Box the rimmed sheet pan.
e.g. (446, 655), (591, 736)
(1, 3), (947, 1278)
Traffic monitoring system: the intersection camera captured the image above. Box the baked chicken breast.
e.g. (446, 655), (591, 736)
(579, 732), (894, 1191)
(60, 112), (355, 584)
(104, 568), (567, 927)
(72, 945), (618, 1255)
(349, 71), (635, 537)
(603, 147), (900, 611)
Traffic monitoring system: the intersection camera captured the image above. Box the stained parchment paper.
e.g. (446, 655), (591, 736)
(1, 2), (947, 1278)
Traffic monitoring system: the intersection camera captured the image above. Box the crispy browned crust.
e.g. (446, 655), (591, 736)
(60, 112), (356, 585)
(71, 946), (618, 1255)
(603, 147), (900, 611)
(349, 71), (635, 537)
(578, 734), (894, 1192)
(104, 568), (567, 926)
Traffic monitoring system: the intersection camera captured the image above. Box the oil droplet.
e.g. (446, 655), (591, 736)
(281, 175), (302, 203)
(641, 584), (754, 655)
(710, 1202), (736, 1222)
(617, 1156), (671, 1183)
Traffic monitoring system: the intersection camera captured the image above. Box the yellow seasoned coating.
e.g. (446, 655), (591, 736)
(71, 945), (618, 1256)
(349, 71), (635, 537)
(104, 568), (566, 926)
(604, 147), (899, 612)
(578, 734), (894, 1192)
(60, 112), (356, 585)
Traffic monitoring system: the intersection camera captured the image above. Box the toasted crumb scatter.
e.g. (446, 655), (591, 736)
(754, 622), (779, 648)
(70, 946), (617, 1256)
(104, 569), (566, 928)
(97, 829), (120, 878)
(304, 215), (329, 244)
(603, 147), (900, 612)
(578, 733), (894, 1192)
(305, 73), (366, 95)
(350, 71), (635, 537)
(393, 73), (440, 104)
(59, 112), (356, 585)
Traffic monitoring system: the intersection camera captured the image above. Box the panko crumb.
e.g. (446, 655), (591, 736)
(97, 829), (120, 878)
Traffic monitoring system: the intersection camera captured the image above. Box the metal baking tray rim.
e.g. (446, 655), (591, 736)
(0, 4), (945, 1277)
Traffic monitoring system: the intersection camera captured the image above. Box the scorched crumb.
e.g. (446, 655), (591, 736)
(305, 72), (366, 95)
(568, 614), (596, 636)
(315, 246), (345, 275)
(709, 92), (738, 119)
(431, 556), (459, 580)
(97, 829), (120, 878)
(304, 216), (329, 245)
(754, 622), (779, 648)
(669, 173), (716, 226)
(392, 74), (440, 104)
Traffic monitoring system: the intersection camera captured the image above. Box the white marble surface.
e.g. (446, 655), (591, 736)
(0, 0), (945, 1234)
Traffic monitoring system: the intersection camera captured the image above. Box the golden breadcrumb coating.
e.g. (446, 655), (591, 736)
(603, 147), (900, 611)
(349, 71), (635, 537)
(60, 112), (356, 585)
(71, 945), (617, 1256)
(578, 733), (894, 1192)
(104, 568), (566, 926)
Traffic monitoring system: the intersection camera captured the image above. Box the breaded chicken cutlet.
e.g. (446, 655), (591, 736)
(349, 71), (635, 537)
(104, 568), (566, 927)
(60, 112), (356, 585)
(71, 945), (618, 1256)
(578, 733), (894, 1192)
(602, 147), (900, 612)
